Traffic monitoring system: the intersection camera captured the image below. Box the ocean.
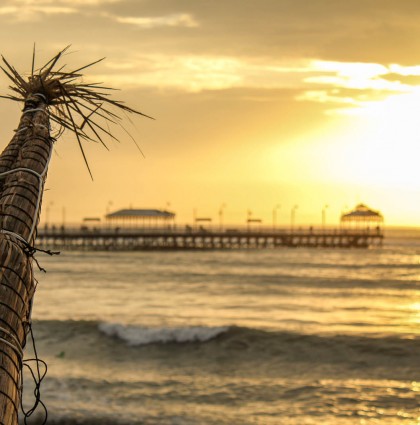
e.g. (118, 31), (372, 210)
(23, 228), (420, 424)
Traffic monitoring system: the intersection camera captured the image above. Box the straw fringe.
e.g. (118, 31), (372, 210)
(0, 46), (152, 178)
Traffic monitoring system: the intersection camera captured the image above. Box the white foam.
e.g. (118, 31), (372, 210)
(98, 322), (229, 346)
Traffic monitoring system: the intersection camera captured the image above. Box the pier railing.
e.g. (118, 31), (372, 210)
(36, 224), (384, 250)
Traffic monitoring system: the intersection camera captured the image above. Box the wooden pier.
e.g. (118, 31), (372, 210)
(36, 227), (384, 251)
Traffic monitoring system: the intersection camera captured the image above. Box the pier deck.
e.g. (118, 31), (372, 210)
(36, 227), (384, 250)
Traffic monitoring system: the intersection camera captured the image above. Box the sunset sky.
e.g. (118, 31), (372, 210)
(0, 0), (419, 227)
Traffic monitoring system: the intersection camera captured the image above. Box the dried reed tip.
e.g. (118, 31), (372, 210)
(0, 46), (152, 177)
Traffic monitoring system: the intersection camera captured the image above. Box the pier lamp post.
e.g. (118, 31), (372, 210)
(322, 204), (329, 229)
(61, 206), (66, 229)
(106, 201), (113, 229)
(46, 201), (54, 229)
(219, 203), (226, 232)
(272, 204), (281, 231)
(193, 208), (197, 231)
(247, 209), (252, 232)
(290, 205), (298, 232)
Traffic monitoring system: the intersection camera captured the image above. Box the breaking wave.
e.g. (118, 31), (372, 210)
(98, 322), (229, 346)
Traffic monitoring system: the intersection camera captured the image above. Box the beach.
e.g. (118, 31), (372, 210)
(24, 228), (420, 424)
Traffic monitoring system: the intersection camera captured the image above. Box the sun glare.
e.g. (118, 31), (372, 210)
(329, 90), (420, 187)
(288, 82), (420, 190)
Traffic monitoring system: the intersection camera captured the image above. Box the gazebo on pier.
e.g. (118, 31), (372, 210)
(105, 208), (175, 228)
(340, 204), (384, 229)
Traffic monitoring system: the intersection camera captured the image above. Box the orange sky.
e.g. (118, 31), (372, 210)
(0, 0), (419, 227)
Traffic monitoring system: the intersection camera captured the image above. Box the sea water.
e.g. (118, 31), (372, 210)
(22, 229), (420, 424)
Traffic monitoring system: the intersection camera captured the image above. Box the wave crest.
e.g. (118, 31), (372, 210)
(98, 322), (229, 346)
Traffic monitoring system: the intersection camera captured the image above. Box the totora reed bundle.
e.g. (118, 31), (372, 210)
(0, 47), (149, 424)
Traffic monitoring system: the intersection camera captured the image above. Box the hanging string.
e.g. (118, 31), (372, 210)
(20, 321), (48, 425)
(0, 230), (60, 275)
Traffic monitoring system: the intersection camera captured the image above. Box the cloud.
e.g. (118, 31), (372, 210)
(90, 53), (420, 119)
(381, 74), (420, 86)
(3, 0), (420, 115)
(297, 90), (359, 105)
(94, 55), (420, 101)
(298, 60), (420, 113)
(94, 55), (316, 92)
(29, 6), (76, 14)
(115, 13), (199, 28)
(0, 0), (122, 21)
(0, 7), (17, 15)
(304, 75), (407, 92)
(0, 3), (76, 20)
(388, 64), (420, 76)
(16, 0), (119, 4)
(98, 56), (243, 91)
(305, 60), (420, 96)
